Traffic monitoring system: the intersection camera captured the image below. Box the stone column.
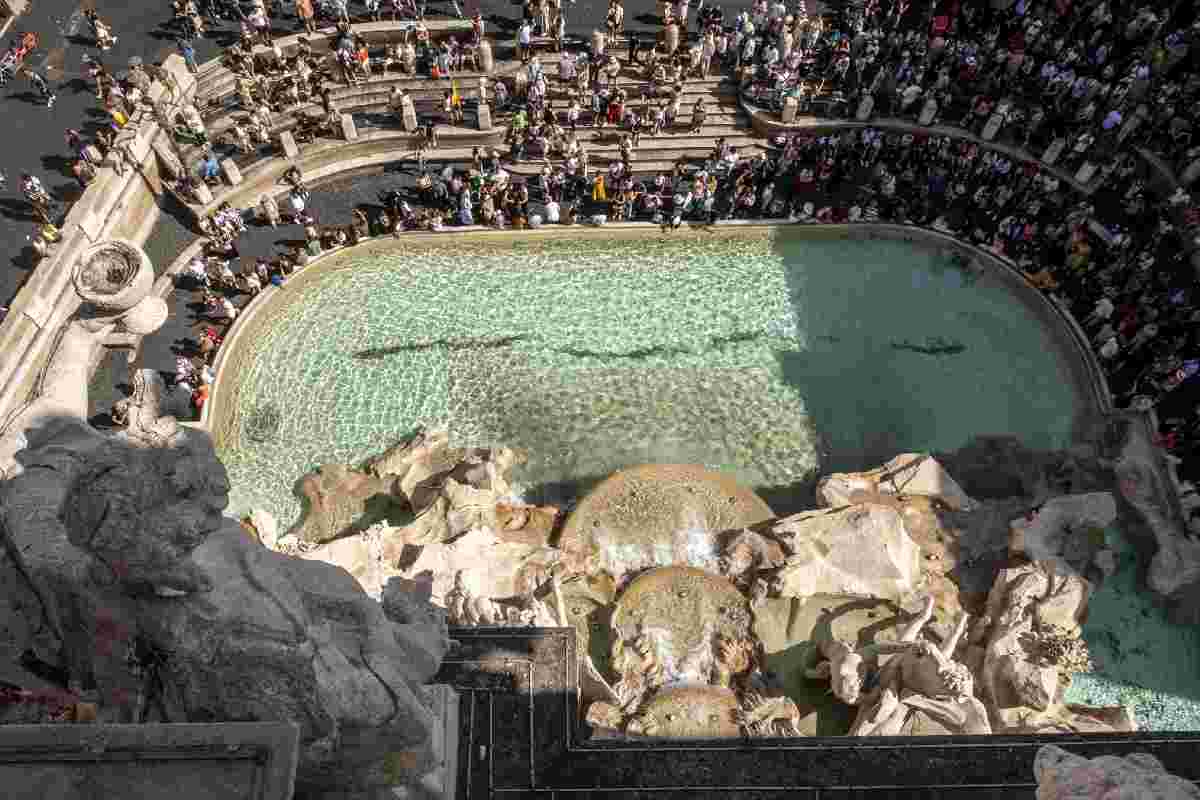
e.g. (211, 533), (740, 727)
(478, 39), (494, 73)
(340, 113), (358, 140)
(781, 96), (798, 123)
(592, 30), (606, 56)
(476, 103), (492, 131)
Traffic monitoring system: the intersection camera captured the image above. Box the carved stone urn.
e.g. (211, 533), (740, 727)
(73, 239), (168, 334)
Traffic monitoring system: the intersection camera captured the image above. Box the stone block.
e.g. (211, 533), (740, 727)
(1182, 159), (1200, 187)
(0, 723), (299, 800)
(192, 180), (213, 205)
(781, 96), (798, 123)
(1041, 137), (1065, 165)
(1074, 161), (1097, 186)
(339, 113), (357, 140)
(476, 102), (492, 131)
(477, 39), (494, 73)
(279, 130), (299, 159)
(220, 158), (243, 186)
(402, 101), (418, 132)
(918, 97), (938, 125)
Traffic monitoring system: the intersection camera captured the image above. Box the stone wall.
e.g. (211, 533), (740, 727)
(0, 55), (196, 437)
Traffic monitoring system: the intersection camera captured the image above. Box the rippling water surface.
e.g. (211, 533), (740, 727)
(219, 230), (1082, 526)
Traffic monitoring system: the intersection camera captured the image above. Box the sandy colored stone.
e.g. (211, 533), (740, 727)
(1034, 744), (1200, 800)
(625, 685), (742, 738)
(399, 528), (561, 606)
(763, 505), (924, 601)
(558, 464), (774, 585)
(610, 566), (751, 685)
(817, 453), (977, 511)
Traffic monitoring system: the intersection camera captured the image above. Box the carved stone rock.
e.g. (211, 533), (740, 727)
(1034, 744), (1200, 800)
(817, 453), (976, 511)
(558, 464), (775, 587)
(0, 419), (450, 797)
(1009, 493), (1118, 578)
(762, 505), (924, 601)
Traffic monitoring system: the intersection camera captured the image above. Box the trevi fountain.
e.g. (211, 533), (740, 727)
(229, 423), (1153, 740)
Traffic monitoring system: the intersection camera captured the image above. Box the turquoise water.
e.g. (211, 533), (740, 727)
(219, 231), (1082, 527)
(1065, 525), (1200, 730)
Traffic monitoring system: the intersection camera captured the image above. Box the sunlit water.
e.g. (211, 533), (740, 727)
(213, 229), (1200, 730)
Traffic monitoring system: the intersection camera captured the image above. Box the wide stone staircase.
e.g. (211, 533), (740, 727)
(178, 37), (762, 204)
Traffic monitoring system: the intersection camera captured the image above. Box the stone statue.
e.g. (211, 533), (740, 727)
(0, 418), (451, 796)
(110, 369), (183, 448)
(804, 596), (941, 706)
(847, 607), (990, 736)
(968, 561), (1126, 733)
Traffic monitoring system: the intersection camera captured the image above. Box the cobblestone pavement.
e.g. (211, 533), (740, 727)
(1, 0), (730, 308)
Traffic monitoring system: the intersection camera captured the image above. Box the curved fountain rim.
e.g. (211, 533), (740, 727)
(198, 221), (1111, 449)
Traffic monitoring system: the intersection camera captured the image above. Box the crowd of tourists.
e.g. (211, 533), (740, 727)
(7, 0), (1200, 504)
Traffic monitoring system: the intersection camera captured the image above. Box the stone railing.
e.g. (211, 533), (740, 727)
(0, 54), (198, 435)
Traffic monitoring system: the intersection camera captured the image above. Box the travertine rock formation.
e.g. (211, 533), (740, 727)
(966, 562), (1132, 734)
(0, 417), (450, 797)
(1034, 744), (1200, 800)
(758, 505), (924, 602)
(817, 453), (977, 511)
(1009, 492), (1118, 579)
(557, 464), (775, 586)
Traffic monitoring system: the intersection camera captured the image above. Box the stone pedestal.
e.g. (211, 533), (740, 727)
(401, 98), (418, 132)
(221, 158), (243, 186)
(664, 24), (679, 54)
(279, 130), (300, 159)
(1042, 137), (1065, 165)
(192, 180), (213, 205)
(1074, 161), (1098, 186)
(476, 102), (492, 131)
(918, 97), (938, 126)
(340, 113), (358, 140)
(591, 30), (606, 56)
(781, 96), (798, 123)
(478, 39), (494, 73)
